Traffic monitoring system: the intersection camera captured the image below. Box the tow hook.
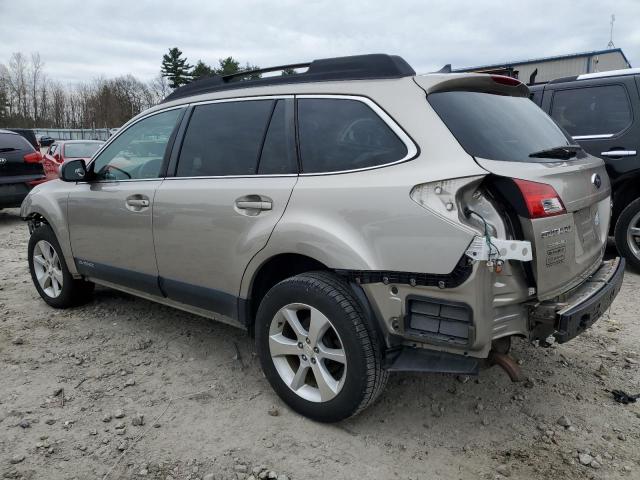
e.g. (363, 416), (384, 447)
(488, 350), (524, 382)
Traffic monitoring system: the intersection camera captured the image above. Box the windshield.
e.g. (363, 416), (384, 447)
(64, 142), (103, 158)
(428, 91), (581, 162)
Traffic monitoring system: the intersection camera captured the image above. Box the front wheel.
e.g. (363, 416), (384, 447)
(255, 271), (387, 422)
(28, 225), (94, 308)
(614, 197), (640, 272)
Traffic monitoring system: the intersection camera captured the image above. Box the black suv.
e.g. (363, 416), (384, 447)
(0, 129), (45, 209)
(530, 68), (640, 269)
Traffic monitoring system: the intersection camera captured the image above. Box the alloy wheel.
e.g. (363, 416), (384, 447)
(268, 303), (347, 402)
(32, 240), (63, 298)
(626, 211), (640, 260)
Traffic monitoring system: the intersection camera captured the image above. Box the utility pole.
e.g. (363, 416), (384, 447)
(607, 14), (615, 48)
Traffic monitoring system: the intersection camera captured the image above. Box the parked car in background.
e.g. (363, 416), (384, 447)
(21, 54), (623, 421)
(0, 129), (45, 208)
(9, 128), (40, 151)
(42, 140), (104, 181)
(39, 136), (56, 147)
(530, 68), (640, 269)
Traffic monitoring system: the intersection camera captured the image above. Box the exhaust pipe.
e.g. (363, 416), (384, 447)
(488, 350), (524, 382)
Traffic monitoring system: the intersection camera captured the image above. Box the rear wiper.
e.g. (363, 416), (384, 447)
(529, 144), (582, 160)
(0, 147), (17, 153)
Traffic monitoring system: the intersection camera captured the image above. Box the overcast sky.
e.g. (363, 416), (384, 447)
(1, 0), (638, 84)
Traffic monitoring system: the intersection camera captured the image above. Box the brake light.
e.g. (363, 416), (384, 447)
(23, 151), (42, 164)
(513, 178), (566, 218)
(491, 75), (522, 87)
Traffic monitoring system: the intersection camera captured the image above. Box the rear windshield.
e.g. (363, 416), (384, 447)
(64, 142), (103, 158)
(428, 91), (574, 162)
(0, 132), (34, 151)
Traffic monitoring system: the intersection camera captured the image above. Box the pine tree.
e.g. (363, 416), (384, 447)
(191, 60), (214, 80)
(161, 48), (193, 89)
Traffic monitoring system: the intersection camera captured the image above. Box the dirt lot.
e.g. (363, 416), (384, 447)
(1, 207), (639, 480)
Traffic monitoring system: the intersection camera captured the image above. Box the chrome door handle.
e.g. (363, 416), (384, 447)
(126, 198), (150, 207)
(601, 150), (636, 157)
(235, 200), (272, 210)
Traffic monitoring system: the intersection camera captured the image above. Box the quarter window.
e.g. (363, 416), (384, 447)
(177, 100), (275, 177)
(92, 108), (182, 180)
(551, 85), (632, 136)
(297, 98), (408, 173)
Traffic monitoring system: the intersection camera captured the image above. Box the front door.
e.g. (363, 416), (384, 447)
(68, 108), (184, 295)
(153, 97), (298, 321)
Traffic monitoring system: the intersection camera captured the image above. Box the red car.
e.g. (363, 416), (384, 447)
(42, 140), (104, 181)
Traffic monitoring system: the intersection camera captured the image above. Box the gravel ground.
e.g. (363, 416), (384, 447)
(1, 207), (639, 480)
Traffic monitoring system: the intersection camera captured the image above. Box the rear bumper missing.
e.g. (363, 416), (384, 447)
(529, 257), (625, 343)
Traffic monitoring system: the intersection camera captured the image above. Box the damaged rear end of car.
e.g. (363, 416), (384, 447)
(405, 73), (624, 366)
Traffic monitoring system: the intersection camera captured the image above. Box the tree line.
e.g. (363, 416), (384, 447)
(0, 48), (277, 130)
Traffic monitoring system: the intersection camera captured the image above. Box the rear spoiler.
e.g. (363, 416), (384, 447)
(415, 74), (530, 98)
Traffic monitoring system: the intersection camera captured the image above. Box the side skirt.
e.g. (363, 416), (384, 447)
(85, 278), (246, 330)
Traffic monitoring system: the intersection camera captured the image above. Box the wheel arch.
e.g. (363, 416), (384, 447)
(240, 252), (387, 345)
(612, 175), (640, 231)
(21, 196), (79, 276)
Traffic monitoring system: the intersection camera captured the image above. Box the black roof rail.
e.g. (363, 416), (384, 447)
(548, 75), (578, 85)
(162, 54), (415, 103)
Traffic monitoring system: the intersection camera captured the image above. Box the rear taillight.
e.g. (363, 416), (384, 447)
(24, 151), (42, 164)
(513, 178), (566, 218)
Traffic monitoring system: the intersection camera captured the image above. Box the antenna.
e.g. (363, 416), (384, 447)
(607, 14), (615, 48)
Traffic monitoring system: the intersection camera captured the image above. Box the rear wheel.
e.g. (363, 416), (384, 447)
(255, 271), (387, 422)
(28, 225), (94, 308)
(614, 197), (640, 272)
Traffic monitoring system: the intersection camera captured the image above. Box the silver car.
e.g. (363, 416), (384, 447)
(21, 54), (624, 422)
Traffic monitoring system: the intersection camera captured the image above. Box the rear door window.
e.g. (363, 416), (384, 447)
(550, 85), (633, 137)
(428, 91), (574, 163)
(297, 98), (408, 173)
(177, 100), (275, 177)
(0, 132), (33, 152)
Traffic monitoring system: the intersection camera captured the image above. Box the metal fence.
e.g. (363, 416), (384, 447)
(29, 128), (115, 141)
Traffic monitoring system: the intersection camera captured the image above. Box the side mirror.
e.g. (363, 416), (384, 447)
(60, 159), (88, 182)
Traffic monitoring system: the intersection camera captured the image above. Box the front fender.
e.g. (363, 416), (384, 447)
(21, 183), (78, 276)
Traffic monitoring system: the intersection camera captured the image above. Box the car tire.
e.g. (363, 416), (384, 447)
(614, 197), (640, 272)
(255, 271), (387, 422)
(28, 224), (94, 308)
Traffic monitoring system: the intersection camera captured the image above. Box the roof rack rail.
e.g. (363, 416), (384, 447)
(222, 62), (311, 81)
(162, 54), (415, 103)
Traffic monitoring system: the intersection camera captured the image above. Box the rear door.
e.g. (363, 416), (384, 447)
(545, 77), (640, 185)
(0, 132), (43, 180)
(153, 97), (298, 322)
(428, 89), (610, 300)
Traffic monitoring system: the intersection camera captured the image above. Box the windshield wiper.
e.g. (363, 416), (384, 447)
(529, 144), (582, 160)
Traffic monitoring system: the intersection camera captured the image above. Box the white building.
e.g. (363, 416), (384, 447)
(453, 48), (631, 84)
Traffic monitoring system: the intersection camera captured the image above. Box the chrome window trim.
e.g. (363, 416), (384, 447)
(572, 134), (615, 140)
(295, 94), (418, 176)
(189, 94), (294, 107)
(163, 174), (298, 180)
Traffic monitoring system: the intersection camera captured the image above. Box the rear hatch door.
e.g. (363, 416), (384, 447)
(0, 132), (44, 181)
(425, 81), (610, 300)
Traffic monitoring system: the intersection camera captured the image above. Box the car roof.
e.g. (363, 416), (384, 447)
(0, 129), (19, 135)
